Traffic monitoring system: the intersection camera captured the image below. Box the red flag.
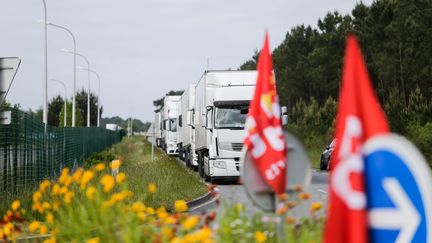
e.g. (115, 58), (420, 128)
(244, 33), (287, 194)
(324, 35), (389, 242)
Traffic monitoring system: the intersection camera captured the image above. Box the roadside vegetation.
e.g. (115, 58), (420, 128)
(0, 160), (324, 242)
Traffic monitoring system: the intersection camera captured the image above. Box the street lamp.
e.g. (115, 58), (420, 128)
(40, 20), (77, 127)
(50, 79), (67, 127)
(62, 49), (91, 127)
(78, 67), (101, 127)
(41, 0), (48, 128)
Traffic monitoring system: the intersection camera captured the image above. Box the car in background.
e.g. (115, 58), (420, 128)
(320, 139), (336, 171)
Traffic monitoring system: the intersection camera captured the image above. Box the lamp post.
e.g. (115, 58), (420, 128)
(79, 67), (101, 127)
(42, 21), (77, 127)
(62, 50), (91, 127)
(41, 0), (48, 128)
(50, 79), (67, 127)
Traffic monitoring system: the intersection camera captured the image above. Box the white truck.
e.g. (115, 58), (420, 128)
(161, 95), (181, 155)
(154, 112), (162, 147)
(177, 84), (197, 168)
(190, 70), (258, 182)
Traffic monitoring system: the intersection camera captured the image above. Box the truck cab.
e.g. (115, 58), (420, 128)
(161, 96), (181, 155)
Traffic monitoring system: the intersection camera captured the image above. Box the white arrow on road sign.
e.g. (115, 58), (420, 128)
(369, 177), (420, 243)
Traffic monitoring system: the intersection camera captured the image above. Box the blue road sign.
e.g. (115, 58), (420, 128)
(363, 134), (432, 243)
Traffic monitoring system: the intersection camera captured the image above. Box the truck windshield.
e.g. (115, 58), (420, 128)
(215, 106), (248, 129)
(169, 118), (177, 132)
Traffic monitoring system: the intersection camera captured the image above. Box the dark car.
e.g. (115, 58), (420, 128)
(320, 139), (336, 171)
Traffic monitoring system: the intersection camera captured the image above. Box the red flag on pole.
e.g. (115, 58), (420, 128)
(244, 33), (287, 194)
(324, 35), (389, 242)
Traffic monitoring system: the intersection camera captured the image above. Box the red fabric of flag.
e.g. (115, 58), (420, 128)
(244, 33), (287, 194)
(324, 35), (389, 243)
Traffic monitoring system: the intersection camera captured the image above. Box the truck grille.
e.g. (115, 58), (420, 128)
(232, 143), (244, 152)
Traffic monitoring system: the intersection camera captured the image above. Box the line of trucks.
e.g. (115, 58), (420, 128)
(148, 70), (285, 182)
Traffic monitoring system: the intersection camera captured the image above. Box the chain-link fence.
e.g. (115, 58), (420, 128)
(0, 108), (123, 193)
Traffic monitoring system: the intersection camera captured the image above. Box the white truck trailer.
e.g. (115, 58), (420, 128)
(161, 95), (181, 155)
(191, 70), (258, 182)
(177, 84), (197, 168)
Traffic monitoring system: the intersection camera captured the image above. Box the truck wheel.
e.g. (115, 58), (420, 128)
(185, 149), (191, 168)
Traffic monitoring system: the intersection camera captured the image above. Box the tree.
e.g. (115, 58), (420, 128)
(59, 101), (84, 127)
(153, 90), (184, 112)
(48, 95), (64, 126)
(75, 89), (102, 126)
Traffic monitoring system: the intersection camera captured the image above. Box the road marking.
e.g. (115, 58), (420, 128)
(317, 189), (328, 194)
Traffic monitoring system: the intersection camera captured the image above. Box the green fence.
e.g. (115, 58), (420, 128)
(0, 109), (123, 193)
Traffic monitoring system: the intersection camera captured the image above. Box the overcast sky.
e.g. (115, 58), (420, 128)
(1, 0), (373, 123)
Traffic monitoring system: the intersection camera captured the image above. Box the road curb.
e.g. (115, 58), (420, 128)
(186, 189), (219, 212)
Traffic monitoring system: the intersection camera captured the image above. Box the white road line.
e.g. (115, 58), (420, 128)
(317, 189), (328, 194)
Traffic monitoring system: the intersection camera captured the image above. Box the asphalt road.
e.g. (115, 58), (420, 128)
(190, 169), (329, 219)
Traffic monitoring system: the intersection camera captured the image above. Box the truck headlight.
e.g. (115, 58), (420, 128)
(213, 161), (226, 169)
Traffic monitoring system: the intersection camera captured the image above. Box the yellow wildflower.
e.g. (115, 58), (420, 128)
(157, 207), (169, 220)
(174, 200), (188, 213)
(39, 225), (48, 235)
(147, 183), (156, 193)
(11, 200), (20, 211)
(164, 216), (176, 225)
(182, 216), (199, 230)
(100, 175), (115, 192)
(46, 213), (54, 224)
(170, 237), (182, 243)
(64, 191), (74, 204)
(52, 201), (61, 211)
(86, 237), (100, 243)
(162, 227), (173, 239)
(86, 187), (97, 200)
(146, 207), (155, 215)
(254, 231), (267, 243)
(137, 212), (146, 221)
(72, 168), (84, 182)
(59, 186), (68, 195)
(42, 201), (51, 210)
(0, 230), (3, 239)
(51, 183), (61, 195)
(194, 227), (212, 242)
(33, 191), (42, 202)
(310, 202), (323, 214)
(132, 201), (146, 213)
(43, 236), (56, 243)
(3, 222), (13, 237)
(39, 180), (51, 193)
(80, 170), (95, 188)
(94, 163), (106, 171)
(59, 169), (72, 187)
(115, 173), (126, 184)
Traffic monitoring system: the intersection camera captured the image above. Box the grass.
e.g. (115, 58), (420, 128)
(110, 136), (208, 210)
(0, 136), (208, 214)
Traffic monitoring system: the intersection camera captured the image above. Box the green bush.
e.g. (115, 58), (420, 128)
(84, 149), (116, 168)
(406, 122), (432, 166)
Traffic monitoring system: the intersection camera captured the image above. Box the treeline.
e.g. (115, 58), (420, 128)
(240, 0), (432, 162)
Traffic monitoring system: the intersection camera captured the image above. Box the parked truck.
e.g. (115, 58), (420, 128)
(190, 70), (258, 182)
(177, 84), (197, 168)
(154, 112), (162, 147)
(161, 95), (181, 155)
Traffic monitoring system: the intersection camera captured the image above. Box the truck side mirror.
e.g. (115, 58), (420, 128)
(186, 109), (195, 129)
(205, 107), (213, 132)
